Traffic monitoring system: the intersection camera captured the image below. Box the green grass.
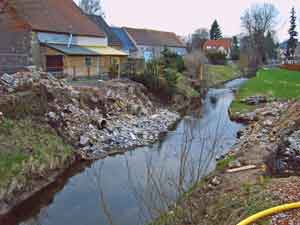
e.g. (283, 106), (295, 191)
(216, 155), (236, 171)
(231, 68), (300, 114)
(176, 75), (200, 98)
(0, 119), (73, 192)
(207, 64), (241, 86)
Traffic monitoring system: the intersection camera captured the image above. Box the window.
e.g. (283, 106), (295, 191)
(85, 56), (92, 67)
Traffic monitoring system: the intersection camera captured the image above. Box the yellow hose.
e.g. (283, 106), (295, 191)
(237, 202), (300, 225)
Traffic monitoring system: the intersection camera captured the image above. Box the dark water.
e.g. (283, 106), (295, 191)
(4, 78), (247, 225)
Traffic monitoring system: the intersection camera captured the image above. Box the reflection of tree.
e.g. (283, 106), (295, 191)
(85, 90), (240, 225)
(88, 161), (116, 225)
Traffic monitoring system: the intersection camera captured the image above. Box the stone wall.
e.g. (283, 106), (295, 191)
(0, 6), (32, 74)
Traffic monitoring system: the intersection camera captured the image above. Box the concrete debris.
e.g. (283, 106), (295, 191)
(232, 99), (300, 176)
(288, 130), (300, 153)
(0, 67), (46, 94)
(228, 159), (242, 169)
(210, 176), (221, 186)
(242, 95), (267, 105)
(1, 68), (180, 160)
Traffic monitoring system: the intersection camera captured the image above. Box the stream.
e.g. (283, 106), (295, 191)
(4, 78), (247, 225)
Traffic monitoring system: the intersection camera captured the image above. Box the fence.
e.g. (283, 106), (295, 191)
(280, 64), (300, 71)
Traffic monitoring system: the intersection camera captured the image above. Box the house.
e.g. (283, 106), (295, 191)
(296, 42), (300, 63)
(88, 15), (123, 50)
(0, 0), (127, 77)
(111, 27), (138, 57)
(203, 38), (232, 58)
(122, 27), (187, 61)
(279, 41), (300, 64)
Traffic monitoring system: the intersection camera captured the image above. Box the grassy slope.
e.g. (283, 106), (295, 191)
(176, 75), (200, 98)
(231, 68), (300, 114)
(0, 119), (73, 193)
(207, 64), (241, 86)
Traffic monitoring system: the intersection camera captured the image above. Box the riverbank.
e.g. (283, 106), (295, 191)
(0, 66), (244, 222)
(0, 69), (182, 217)
(230, 68), (300, 118)
(206, 64), (241, 87)
(152, 102), (300, 224)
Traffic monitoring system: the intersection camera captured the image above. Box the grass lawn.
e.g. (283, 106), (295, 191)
(207, 64), (241, 86)
(0, 119), (73, 193)
(231, 68), (300, 114)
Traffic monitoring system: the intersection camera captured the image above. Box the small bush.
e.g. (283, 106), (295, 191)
(206, 51), (227, 65)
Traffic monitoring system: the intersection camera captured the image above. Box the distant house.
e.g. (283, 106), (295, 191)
(203, 38), (232, 58)
(296, 42), (300, 63)
(111, 27), (138, 57)
(0, 0), (127, 76)
(88, 15), (123, 50)
(279, 41), (300, 64)
(122, 27), (187, 60)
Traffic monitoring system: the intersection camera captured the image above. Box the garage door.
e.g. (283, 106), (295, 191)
(46, 55), (63, 72)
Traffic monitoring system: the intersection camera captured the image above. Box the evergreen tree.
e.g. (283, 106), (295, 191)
(264, 31), (277, 60)
(210, 20), (222, 40)
(287, 7), (298, 62)
(231, 36), (240, 60)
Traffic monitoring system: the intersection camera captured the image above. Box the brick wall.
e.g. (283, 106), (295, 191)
(0, 6), (32, 74)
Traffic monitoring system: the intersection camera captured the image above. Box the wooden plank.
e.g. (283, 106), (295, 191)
(226, 165), (257, 173)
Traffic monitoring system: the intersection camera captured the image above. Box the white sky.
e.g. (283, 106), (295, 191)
(75, 0), (300, 41)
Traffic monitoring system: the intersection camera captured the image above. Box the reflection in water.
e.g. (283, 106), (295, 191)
(4, 79), (247, 225)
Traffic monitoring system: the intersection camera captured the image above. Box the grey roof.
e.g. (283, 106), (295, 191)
(45, 44), (128, 56)
(46, 44), (99, 55)
(88, 15), (122, 47)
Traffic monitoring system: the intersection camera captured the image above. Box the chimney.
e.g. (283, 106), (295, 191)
(0, 0), (8, 13)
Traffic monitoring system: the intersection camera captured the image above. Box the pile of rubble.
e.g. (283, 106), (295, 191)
(0, 67), (47, 94)
(233, 96), (289, 124)
(231, 99), (300, 175)
(241, 95), (268, 105)
(1, 68), (180, 160)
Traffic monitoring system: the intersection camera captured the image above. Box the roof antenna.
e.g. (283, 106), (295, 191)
(68, 33), (73, 48)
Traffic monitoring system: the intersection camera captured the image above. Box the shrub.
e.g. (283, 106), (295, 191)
(206, 51), (227, 65)
(163, 68), (181, 95)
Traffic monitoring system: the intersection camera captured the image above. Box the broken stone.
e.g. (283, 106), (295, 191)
(288, 130), (300, 153)
(228, 160), (242, 169)
(211, 176), (221, 186)
(80, 136), (90, 147)
(263, 120), (273, 127)
(1, 73), (15, 85)
(243, 95), (267, 105)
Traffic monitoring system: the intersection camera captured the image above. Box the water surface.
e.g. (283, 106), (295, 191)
(5, 78), (247, 225)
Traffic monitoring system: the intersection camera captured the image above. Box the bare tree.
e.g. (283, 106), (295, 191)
(184, 50), (208, 81)
(190, 28), (209, 51)
(241, 3), (278, 66)
(79, 0), (104, 16)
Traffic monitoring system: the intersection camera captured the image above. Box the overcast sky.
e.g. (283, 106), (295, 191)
(75, 0), (300, 41)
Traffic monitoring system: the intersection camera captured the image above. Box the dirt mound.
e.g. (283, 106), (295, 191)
(0, 69), (180, 159)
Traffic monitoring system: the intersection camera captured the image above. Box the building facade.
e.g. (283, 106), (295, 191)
(0, 0), (127, 76)
(203, 38), (233, 59)
(122, 27), (187, 61)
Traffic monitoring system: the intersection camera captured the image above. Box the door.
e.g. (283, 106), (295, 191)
(46, 55), (63, 72)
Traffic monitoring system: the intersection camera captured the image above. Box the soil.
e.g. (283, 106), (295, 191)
(156, 101), (300, 225)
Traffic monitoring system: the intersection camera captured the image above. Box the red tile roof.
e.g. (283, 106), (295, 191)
(124, 27), (185, 48)
(203, 38), (232, 50)
(8, 0), (105, 37)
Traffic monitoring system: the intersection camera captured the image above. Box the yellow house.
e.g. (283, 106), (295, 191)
(0, 0), (127, 77)
(42, 43), (127, 78)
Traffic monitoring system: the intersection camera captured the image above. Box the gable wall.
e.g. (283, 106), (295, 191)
(0, 7), (33, 73)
